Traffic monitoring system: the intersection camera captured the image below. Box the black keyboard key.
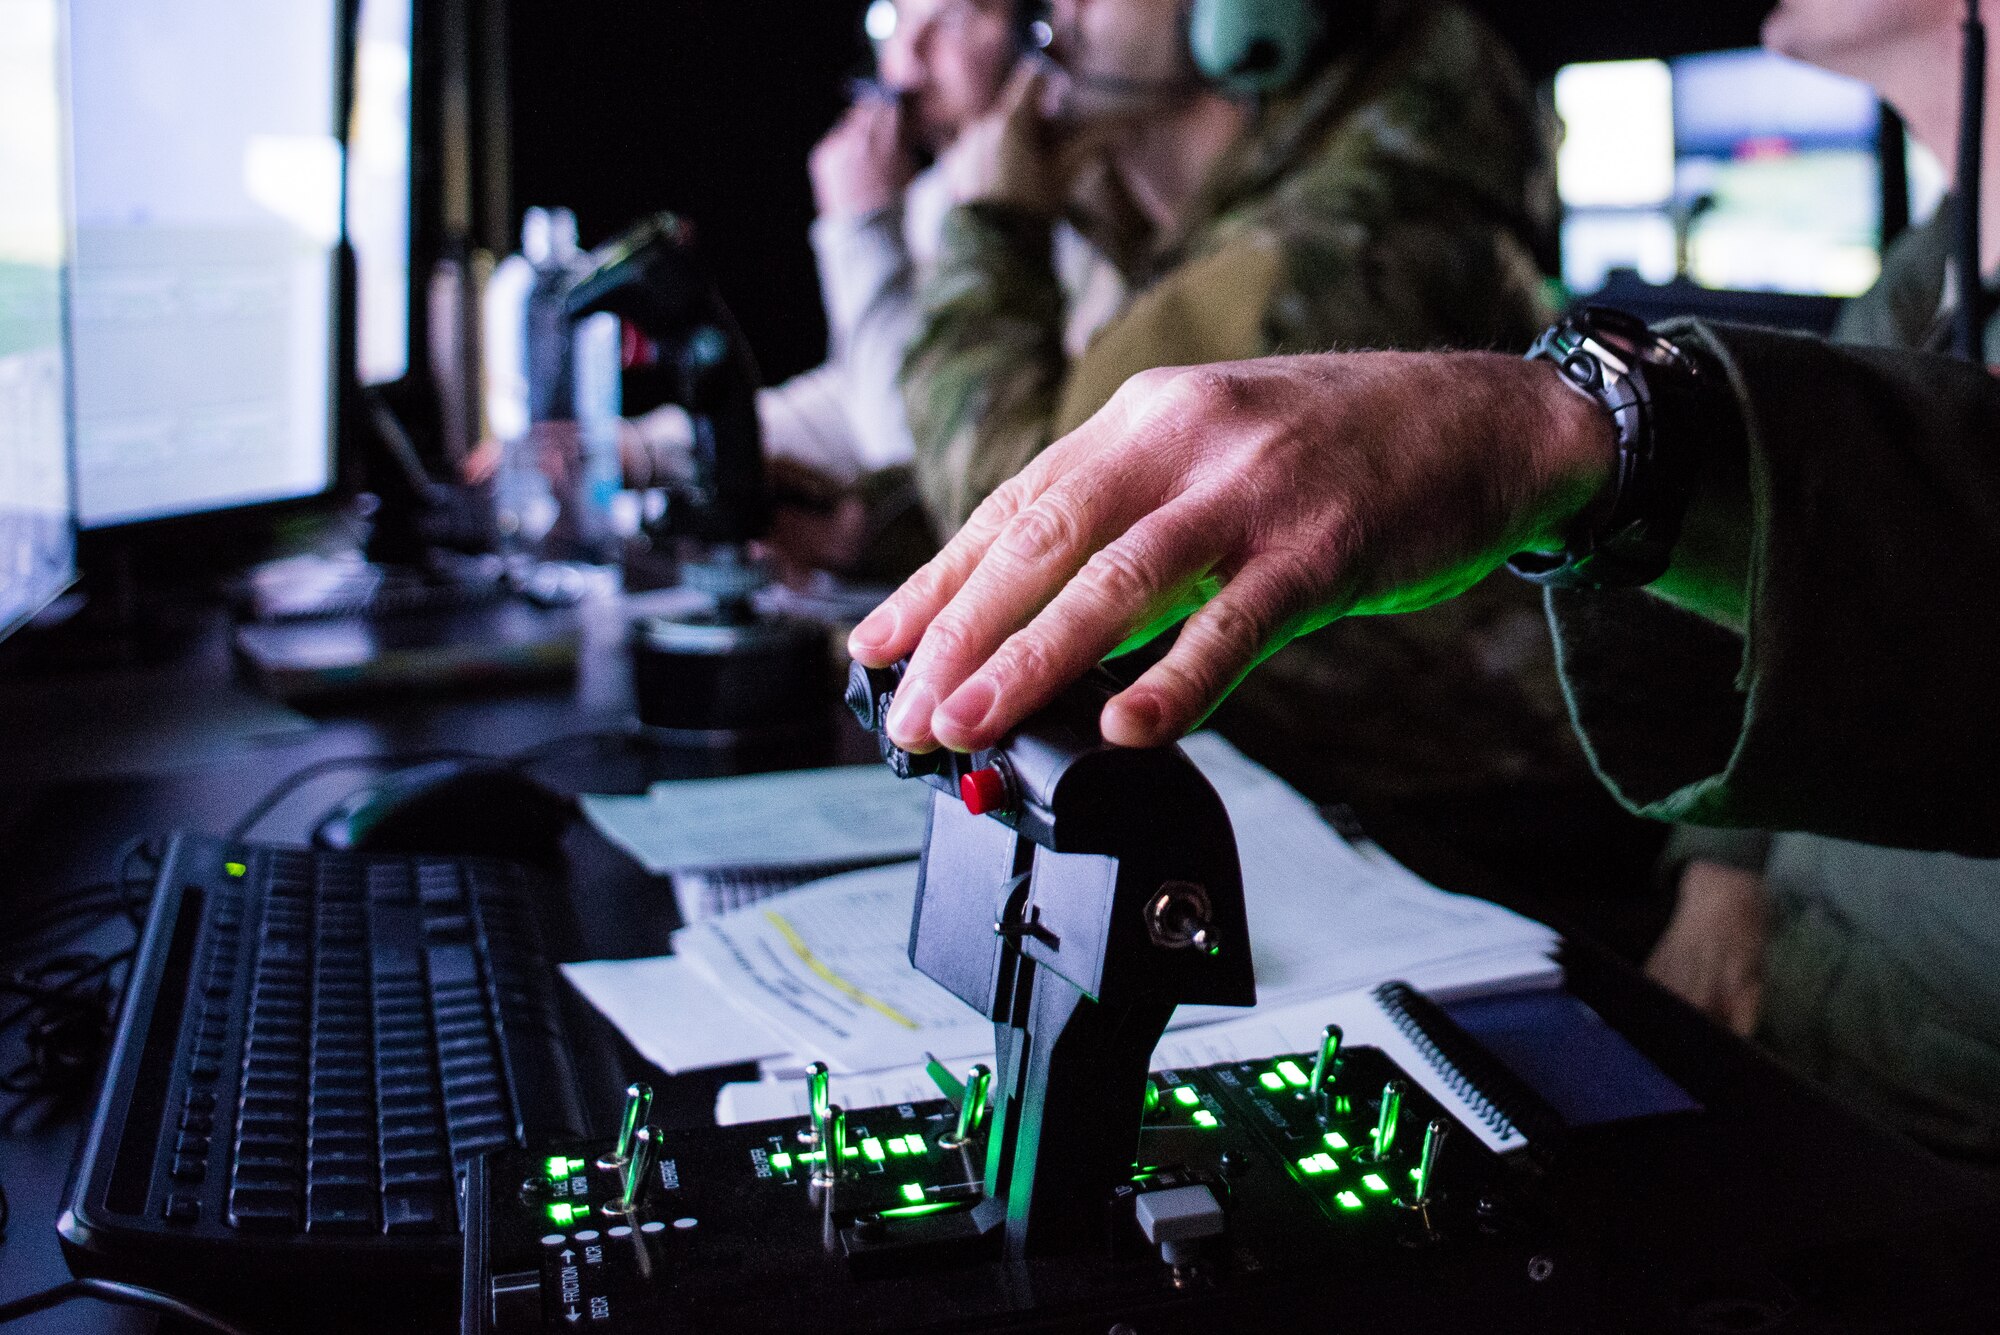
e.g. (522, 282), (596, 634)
(425, 944), (479, 990)
(163, 1192), (201, 1225)
(170, 1154), (206, 1182)
(306, 1183), (376, 1233)
(381, 1189), (449, 1234)
(228, 1186), (301, 1232)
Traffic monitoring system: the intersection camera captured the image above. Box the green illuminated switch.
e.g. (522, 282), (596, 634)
(899, 1182), (924, 1204)
(1322, 1132), (1349, 1151)
(1173, 1085), (1200, 1107)
(1336, 1191), (1363, 1210)
(1259, 1072), (1286, 1092)
(769, 1153), (793, 1173)
(1191, 1109), (1218, 1128)
(861, 1137), (885, 1163)
(1361, 1173), (1390, 1193)
(1277, 1060), (1310, 1088)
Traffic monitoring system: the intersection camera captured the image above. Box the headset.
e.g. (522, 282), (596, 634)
(1014, 0), (1340, 98)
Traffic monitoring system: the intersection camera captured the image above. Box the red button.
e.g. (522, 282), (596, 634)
(960, 767), (1008, 816)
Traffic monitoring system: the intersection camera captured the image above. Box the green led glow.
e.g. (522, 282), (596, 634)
(1336, 1191), (1363, 1210)
(1145, 1080), (1160, 1114)
(1361, 1173), (1389, 1193)
(802, 1150), (824, 1162)
(1297, 1156), (1325, 1176)
(1192, 1110), (1218, 1129)
(224, 861), (247, 878)
(545, 1156), (570, 1180)
(842, 1146), (861, 1158)
(912, 1135), (930, 1153)
(1334, 1095), (1353, 1117)
(1277, 1060), (1310, 1088)
(862, 1138), (885, 1162)
(1259, 1072), (1286, 1092)
(882, 1202), (958, 1218)
(900, 1183), (924, 1204)
(547, 1203), (575, 1226)
(769, 1153), (793, 1172)
(1322, 1132), (1348, 1151)
(1411, 1167), (1423, 1180)
(1173, 1086), (1200, 1108)
(1311, 1153), (1338, 1173)
(887, 1137), (912, 1156)
(567, 1158), (586, 1174)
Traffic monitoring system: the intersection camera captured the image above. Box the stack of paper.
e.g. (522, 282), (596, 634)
(563, 734), (1561, 1140)
(579, 762), (934, 921)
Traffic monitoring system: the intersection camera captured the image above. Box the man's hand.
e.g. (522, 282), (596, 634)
(1645, 860), (1769, 1038)
(941, 64), (1094, 216)
(847, 351), (1615, 753)
(810, 97), (917, 221)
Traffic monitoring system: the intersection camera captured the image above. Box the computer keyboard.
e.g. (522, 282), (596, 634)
(58, 833), (589, 1316)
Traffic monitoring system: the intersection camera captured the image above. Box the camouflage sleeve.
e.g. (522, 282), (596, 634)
(901, 203), (1069, 534)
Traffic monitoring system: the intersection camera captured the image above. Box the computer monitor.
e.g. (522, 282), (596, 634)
(0, 0), (77, 641)
(1672, 48), (1881, 298)
(67, 0), (343, 529)
(1556, 48), (1884, 300)
(348, 0), (413, 387)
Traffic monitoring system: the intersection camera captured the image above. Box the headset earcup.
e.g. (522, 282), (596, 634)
(1188, 0), (1328, 94)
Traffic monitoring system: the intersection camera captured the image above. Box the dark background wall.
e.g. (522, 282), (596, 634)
(502, 0), (1777, 383)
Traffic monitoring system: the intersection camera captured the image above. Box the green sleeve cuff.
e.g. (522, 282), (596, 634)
(1549, 322), (2000, 856)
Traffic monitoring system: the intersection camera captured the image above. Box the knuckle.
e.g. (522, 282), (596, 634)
(1194, 595), (1272, 661)
(994, 499), (1082, 565)
(994, 632), (1056, 686)
(1077, 542), (1156, 609)
(914, 615), (975, 669)
(1167, 368), (1249, 421)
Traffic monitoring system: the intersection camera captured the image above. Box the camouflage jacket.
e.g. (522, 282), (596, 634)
(905, 0), (1594, 806)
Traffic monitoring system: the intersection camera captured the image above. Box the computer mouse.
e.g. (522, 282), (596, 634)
(313, 759), (576, 866)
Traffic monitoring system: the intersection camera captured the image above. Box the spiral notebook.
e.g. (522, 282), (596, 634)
(1372, 981), (1701, 1153)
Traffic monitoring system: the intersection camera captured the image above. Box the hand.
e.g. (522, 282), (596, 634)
(846, 350), (1614, 754)
(941, 63), (1092, 216)
(757, 457), (872, 581)
(1645, 860), (1769, 1037)
(810, 97), (916, 221)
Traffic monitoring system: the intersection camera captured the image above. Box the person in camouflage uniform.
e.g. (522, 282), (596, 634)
(902, 0), (1650, 889)
(1644, 0), (2000, 1167)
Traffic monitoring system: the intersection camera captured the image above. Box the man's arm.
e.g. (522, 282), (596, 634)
(851, 330), (2000, 857)
(902, 202), (1071, 530)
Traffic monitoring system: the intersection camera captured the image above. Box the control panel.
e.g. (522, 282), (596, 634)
(464, 1037), (1553, 1333)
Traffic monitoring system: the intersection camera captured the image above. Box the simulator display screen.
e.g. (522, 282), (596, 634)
(0, 0), (76, 638)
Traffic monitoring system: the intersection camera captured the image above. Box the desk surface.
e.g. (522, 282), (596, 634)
(3, 592), (1997, 1334)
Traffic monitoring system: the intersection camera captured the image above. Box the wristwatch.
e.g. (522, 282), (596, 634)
(1508, 306), (1720, 590)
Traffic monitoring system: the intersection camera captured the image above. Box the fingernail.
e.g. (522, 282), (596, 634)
(936, 678), (997, 741)
(1107, 693), (1162, 746)
(885, 678), (937, 747)
(850, 605), (896, 657)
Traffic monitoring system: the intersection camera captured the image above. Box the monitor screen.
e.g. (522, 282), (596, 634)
(1672, 48), (1881, 297)
(1555, 49), (1883, 299)
(0, 0), (77, 640)
(68, 0), (342, 528)
(348, 0), (413, 387)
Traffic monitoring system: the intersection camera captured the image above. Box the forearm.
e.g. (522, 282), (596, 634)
(902, 204), (1069, 532)
(1553, 322), (2000, 854)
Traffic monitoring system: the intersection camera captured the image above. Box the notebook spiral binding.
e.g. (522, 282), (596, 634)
(1372, 980), (1520, 1143)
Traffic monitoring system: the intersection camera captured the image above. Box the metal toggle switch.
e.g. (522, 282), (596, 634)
(598, 1081), (653, 1171)
(605, 1125), (659, 1216)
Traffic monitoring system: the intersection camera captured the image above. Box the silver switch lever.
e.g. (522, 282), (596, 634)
(598, 1081), (653, 1171)
(1308, 1024), (1342, 1107)
(1368, 1080), (1405, 1161)
(1401, 1118), (1449, 1210)
(939, 1064), (991, 1148)
(813, 1105), (847, 1189)
(606, 1125), (659, 1216)
(799, 1062), (831, 1146)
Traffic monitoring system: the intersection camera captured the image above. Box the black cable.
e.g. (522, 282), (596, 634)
(1957, 0), (1989, 361)
(0, 1278), (259, 1335)
(227, 749), (482, 840)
